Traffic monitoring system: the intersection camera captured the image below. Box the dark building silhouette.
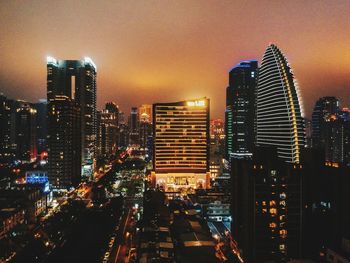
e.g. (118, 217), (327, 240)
(129, 107), (139, 145)
(14, 102), (37, 162)
(47, 56), (97, 177)
(311, 97), (350, 164)
(324, 116), (344, 163)
(47, 96), (81, 188)
(301, 148), (350, 260)
(118, 123), (129, 148)
(0, 94), (15, 162)
(225, 60), (257, 160)
(231, 147), (303, 262)
(96, 103), (119, 157)
(47, 56), (96, 187)
(34, 99), (47, 154)
(311, 96), (339, 149)
(139, 121), (152, 149)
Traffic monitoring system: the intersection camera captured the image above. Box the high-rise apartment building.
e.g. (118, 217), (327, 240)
(47, 56), (96, 186)
(210, 119), (225, 180)
(96, 104), (118, 157)
(34, 99), (47, 154)
(47, 96), (81, 188)
(47, 57), (97, 173)
(1, 95), (39, 163)
(311, 96), (339, 149)
(225, 60), (258, 160)
(256, 44), (305, 163)
(0, 94), (14, 162)
(15, 102), (37, 162)
(129, 107), (139, 145)
(152, 98), (210, 191)
(231, 147), (303, 262)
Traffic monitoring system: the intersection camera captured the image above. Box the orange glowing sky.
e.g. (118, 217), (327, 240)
(0, 0), (350, 118)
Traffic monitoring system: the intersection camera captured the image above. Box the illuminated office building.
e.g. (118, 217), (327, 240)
(225, 60), (257, 160)
(47, 56), (97, 177)
(152, 98), (210, 191)
(256, 44), (305, 163)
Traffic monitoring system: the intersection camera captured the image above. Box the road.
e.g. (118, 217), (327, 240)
(108, 208), (132, 263)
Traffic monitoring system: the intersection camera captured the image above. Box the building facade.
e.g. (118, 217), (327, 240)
(152, 98), (210, 191)
(14, 102), (37, 162)
(96, 105), (118, 157)
(311, 97), (339, 149)
(225, 60), (257, 160)
(231, 147), (303, 262)
(47, 96), (81, 188)
(256, 44), (305, 163)
(129, 107), (139, 146)
(47, 57), (97, 177)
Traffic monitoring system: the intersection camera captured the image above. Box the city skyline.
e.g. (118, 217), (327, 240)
(1, 1), (350, 118)
(1, 2), (350, 262)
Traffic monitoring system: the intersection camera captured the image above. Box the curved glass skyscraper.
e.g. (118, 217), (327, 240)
(256, 44), (305, 163)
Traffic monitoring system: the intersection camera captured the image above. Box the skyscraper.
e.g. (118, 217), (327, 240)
(15, 102), (37, 162)
(47, 56), (96, 187)
(129, 107), (139, 145)
(96, 104), (119, 157)
(210, 119), (225, 180)
(47, 56), (97, 177)
(311, 97), (339, 149)
(225, 60), (257, 160)
(34, 99), (47, 154)
(0, 94), (14, 162)
(139, 104), (153, 149)
(152, 98), (210, 191)
(47, 96), (81, 188)
(256, 44), (305, 163)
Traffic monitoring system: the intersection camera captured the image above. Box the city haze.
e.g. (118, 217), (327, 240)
(1, 0), (350, 117)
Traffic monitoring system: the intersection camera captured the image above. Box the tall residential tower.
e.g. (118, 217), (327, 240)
(47, 57), (97, 188)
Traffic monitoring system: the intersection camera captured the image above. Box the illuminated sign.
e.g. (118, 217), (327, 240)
(25, 171), (50, 193)
(187, 100), (205, 107)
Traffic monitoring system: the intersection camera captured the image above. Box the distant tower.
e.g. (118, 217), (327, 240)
(139, 104), (153, 149)
(225, 60), (257, 160)
(311, 96), (339, 148)
(15, 102), (37, 162)
(256, 44), (305, 163)
(34, 99), (48, 154)
(96, 102), (119, 157)
(129, 107), (139, 145)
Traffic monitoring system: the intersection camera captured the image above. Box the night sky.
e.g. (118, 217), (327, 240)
(1, 0), (349, 118)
